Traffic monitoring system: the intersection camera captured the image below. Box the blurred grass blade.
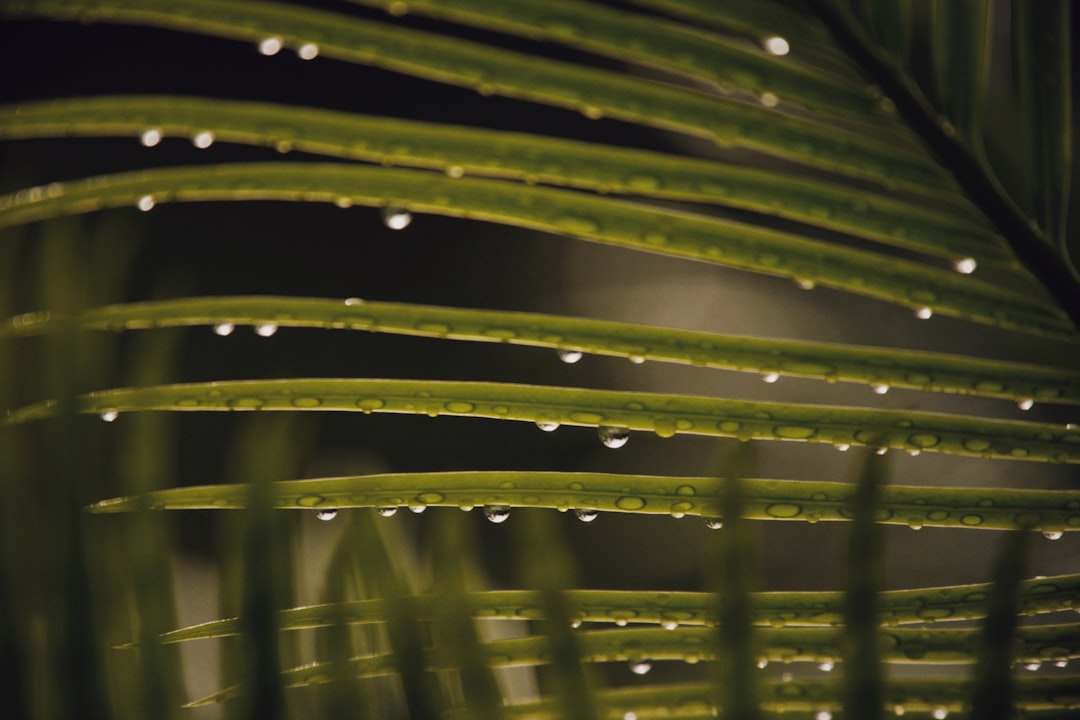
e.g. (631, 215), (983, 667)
(141, 573), (1080, 646)
(10, 295), (1078, 405)
(709, 443), (760, 720)
(2, 164), (1067, 335)
(970, 529), (1030, 720)
(842, 452), (885, 719)
(1013, 0), (1073, 249)
(0, 0), (959, 191)
(342, 0), (891, 125)
(430, 511), (506, 720)
(13, 378), (1080, 463)
(930, 0), (992, 150)
(862, 0), (912, 68)
(0, 95), (1001, 258)
(514, 510), (597, 720)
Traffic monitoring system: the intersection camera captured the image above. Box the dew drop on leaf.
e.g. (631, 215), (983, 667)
(872, 383), (890, 395)
(660, 620), (678, 630)
(817, 660), (834, 672)
(835, 443), (850, 452)
(756, 658), (768, 669)
(598, 426), (630, 448)
(628, 660), (652, 675)
(258, 37), (282, 55)
(376, 506), (398, 517)
(136, 195), (155, 212)
(213, 322), (235, 336)
(574, 508), (598, 522)
(253, 323), (278, 337)
(483, 504), (511, 523)
(315, 508), (337, 521)
(192, 131), (214, 149)
(763, 36), (790, 55)
(953, 257), (977, 274)
(760, 92), (779, 107)
(1023, 661), (1041, 670)
(99, 410), (119, 423)
(557, 349), (583, 364)
(536, 420), (560, 432)
(915, 307), (933, 320)
(297, 43), (319, 60)
(932, 707), (948, 720)
(1017, 398), (1034, 411)
(1043, 530), (1063, 540)
(703, 517), (724, 529)
(762, 372), (780, 384)
(140, 128), (162, 147)
(381, 207), (412, 230)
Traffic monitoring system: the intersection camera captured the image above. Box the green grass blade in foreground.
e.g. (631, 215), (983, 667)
(842, 454), (885, 719)
(86, 471), (1080, 535)
(971, 529), (1030, 720)
(1, 0), (955, 191)
(0, 164), (1068, 336)
(184, 623), (1080, 706)
(0, 96), (1002, 260)
(1013, 0), (1073, 249)
(139, 574), (1080, 645)
(14, 378), (1080, 463)
(342, 0), (893, 126)
(9, 295), (1077, 404)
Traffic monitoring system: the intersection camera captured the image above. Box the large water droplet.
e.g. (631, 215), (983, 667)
(316, 508), (338, 521)
(297, 43), (319, 60)
(915, 307), (933, 320)
(558, 349), (583, 364)
(1017, 398), (1035, 411)
(953, 257), (977, 274)
(762, 372), (780, 384)
(536, 420), (560, 432)
(258, 37), (282, 55)
(835, 443), (850, 452)
(483, 504), (511, 523)
(99, 410), (119, 423)
(253, 323), (278, 337)
(628, 660), (652, 675)
(136, 195), (155, 212)
(817, 660), (834, 672)
(1043, 529), (1064, 540)
(381, 207), (412, 230)
(703, 516), (724, 529)
(756, 658), (769, 669)
(574, 508), (598, 523)
(660, 620), (678, 631)
(760, 92), (779, 107)
(213, 322), (235, 336)
(931, 708), (948, 720)
(140, 128), (162, 147)
(815, 711), (832, 720)
(192, 131), (215, 149)
(598, 426), (630, 448)
(1054, 658), (1069, 668)
(376, 506), (398, 517)
(872, 384), (890, 395)
(763, 36), (790, 55)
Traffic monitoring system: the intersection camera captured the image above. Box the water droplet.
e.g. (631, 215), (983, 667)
(99, 410), (119, 423)
(875, 447), (889, 455)
(258, 37), (282, 55)
(660, 620), (678, 631)
(253, 323), (278, 337)
(624, 712), (637, 720)
(558, 349), (583, 364)
(915, 307), (933, 320)
(893, 706), (906, 717)
(483, 504), (511, 523)
(703, 516), (724, 529)
(192, 131), (214, 149)
(136, 195), (155, 212)
(932, 707), (948, 720)
(628, 355), (646, 365)
(628, 660), (652, 675)
(614, 618), (628, 627)
(445, 165), (465, 178)
(756, 658), (769, 669)
(377, 506), (398, 517)
(1023, 660), (1041, 670)
(344, 297), (364, 306)
(817, 660), (834, 672)
(381, 207), (412, 230)
(953, 257), (977, 274)
(408, 502), (426, 513)
(139, 128), (162, 147)
(615, 496), (646, 511)
(1017, 398), (1035, 411)
(316, 508), (338, 521)
(836, 443), (850, 452)
(763, 36), (790, 55)
(213, 322), (235, 336)
(1043, 530), (1064, 540)
(1054, 658), (1069, 668)
(794, 278), (815, 290)
(815, 712), (833, 720)
(765, 503), (802, 518)
(760, 92), (779, 107)
(574, 508), (598, 522)
(598, 426), (630, 448)
(907, 517), (924, 530)
(762, 372), (780, 384)
(297, 43), (319, 60)
(872, 384), (890, 394)
(536, 420), (560, 432)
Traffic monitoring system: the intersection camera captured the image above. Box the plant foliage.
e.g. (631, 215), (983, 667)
(1, 0), (1078, 718)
